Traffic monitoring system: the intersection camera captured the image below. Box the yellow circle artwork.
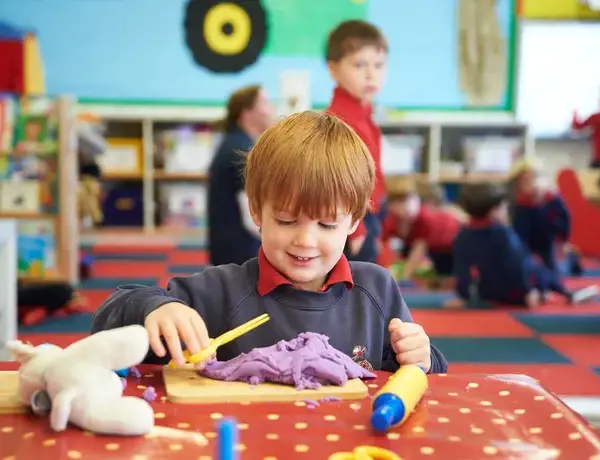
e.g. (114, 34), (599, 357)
(203, 3), (251, 56)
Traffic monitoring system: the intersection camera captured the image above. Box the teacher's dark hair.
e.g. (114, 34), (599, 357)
(214, 85), (262, 133)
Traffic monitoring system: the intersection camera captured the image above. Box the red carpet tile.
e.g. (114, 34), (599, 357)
(167, 250), (209, 265)
(540, 335), (600, 367)
(449, 363), (600, 396)
(92, 260), (169, 278)
(566, 277), (600, 289)
(79, 289), (112, 310)
(18, 333), (86, 347)
(412, 311), (534, 337)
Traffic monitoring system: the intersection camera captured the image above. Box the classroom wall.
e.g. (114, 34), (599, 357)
(537, 140), (590, 187)
(1, 0), (516, 110)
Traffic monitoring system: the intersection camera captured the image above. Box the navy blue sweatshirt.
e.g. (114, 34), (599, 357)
(512, 191), (570, 254)
(454, 220), (546, 304)
(91, 251), (447, 374)
(207, 129), (260, 266)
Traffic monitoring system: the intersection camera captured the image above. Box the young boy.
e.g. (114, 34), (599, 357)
(325, 20), (388, 263)
(382, 186), (461, 280)
(91, 112), (447, 374)
(509, 157), (584, 281)
(453, 182), (549, 307)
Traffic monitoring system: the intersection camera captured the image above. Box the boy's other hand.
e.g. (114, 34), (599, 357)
(388, 318), (431, 373)
(145, 302), (211, 366)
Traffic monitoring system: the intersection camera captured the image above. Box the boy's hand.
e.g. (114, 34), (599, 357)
(145, 302), (211, 367)
(388, 318), (431, 373)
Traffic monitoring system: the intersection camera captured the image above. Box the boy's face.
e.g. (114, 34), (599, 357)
(516, 170), (537, 195)
(245, 89), (275, 133)
(388, 194), (420, 220)
(328, 45), (387, 104)
(251, 201), (360, 291)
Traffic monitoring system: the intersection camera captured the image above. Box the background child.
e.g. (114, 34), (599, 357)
(325, 20), (388, 263)
(571, 110), (600, 168)
(92, 111), (447, 374)
(453, 182), (547, 307)
(382, 181), (461, 281)
(509, 157), (584, 281)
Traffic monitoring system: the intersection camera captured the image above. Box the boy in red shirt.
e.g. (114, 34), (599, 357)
(572, 110), (600, 168)
(382, 188), (461, 281)
(325, 20), (388, 263)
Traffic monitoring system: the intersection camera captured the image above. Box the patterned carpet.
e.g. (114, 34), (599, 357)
(17, 243), (600, 397)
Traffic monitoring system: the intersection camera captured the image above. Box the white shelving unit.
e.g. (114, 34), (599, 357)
(78, 103), (532, 242)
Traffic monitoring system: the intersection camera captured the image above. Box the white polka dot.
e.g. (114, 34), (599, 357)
(483, 446), (498, 455)
(421, 446), (435, 455)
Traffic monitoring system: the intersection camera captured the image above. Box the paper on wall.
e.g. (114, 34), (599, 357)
(279, 70), (311, 116)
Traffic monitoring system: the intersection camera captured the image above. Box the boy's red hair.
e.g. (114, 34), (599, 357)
(245, 111), (375, 222)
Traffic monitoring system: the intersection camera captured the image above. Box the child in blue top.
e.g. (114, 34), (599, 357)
(92, 111), (447, 374)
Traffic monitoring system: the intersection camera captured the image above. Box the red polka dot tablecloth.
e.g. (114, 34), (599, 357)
(1, 364), (599, 460)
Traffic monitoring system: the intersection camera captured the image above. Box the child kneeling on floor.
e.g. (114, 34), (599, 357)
(452, 182), (593, 308)
(91, 111), (447, 374)
(382, 180), (461, 286)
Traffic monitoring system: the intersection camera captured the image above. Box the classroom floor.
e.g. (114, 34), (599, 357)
(17, 243), (600, 397)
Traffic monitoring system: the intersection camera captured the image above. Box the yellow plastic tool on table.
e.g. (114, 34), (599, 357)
(329, 446), (401, 460)
(168, 313), (270, 368)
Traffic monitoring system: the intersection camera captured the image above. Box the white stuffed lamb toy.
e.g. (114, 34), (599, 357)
(7, 325), (155, 436)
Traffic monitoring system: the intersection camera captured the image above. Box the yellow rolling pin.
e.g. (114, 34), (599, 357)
(370, 365), (429, 433)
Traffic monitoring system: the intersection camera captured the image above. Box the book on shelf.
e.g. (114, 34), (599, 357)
(16, 219), (57, 277)
(0, 98), (60, 214)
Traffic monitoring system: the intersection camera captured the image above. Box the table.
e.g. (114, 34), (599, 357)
(1, 365), (600, 460)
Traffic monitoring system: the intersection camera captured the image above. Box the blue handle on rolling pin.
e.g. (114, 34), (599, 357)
(217, 418), (238, 460)
(115, 368), (129, 378)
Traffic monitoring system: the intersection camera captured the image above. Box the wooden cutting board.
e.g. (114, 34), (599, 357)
(163, 366), (370, 404)
(0, 371), (26, 414)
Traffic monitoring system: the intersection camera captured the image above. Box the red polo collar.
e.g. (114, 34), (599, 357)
(515, 190), (554, 206)
(330, 86), (372, 117)
(256, 248), (354, 296)
(465, 217), (497, 228)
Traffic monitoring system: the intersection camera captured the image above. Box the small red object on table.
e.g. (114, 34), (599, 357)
(0, 363), (599, 460)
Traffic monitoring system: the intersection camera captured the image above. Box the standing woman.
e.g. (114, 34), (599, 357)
(207, 85), (274, 266)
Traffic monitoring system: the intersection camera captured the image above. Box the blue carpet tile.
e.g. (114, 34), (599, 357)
(430, 337), (571, 364)
(167, 265), (207, 275)
(79, 277), (159, 290)
(514, 314), (600, 334)
(20, 314), (93, 334)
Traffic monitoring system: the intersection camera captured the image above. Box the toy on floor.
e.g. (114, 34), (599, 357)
(7, 325), (154, 436)
(18, 282), (90, 326)
(388, 261), (435, 283)
(370, 365), (428, 432)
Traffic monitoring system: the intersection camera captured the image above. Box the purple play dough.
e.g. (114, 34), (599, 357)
(198, 332), (376, 390)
